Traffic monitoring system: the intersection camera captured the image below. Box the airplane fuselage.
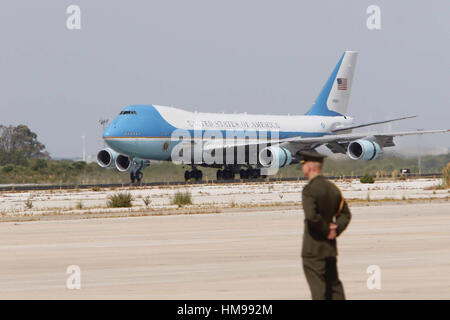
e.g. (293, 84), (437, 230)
(103, 104), (353, 160)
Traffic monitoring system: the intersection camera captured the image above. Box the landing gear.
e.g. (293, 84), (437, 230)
(239, 169), (249, 179)
(184, 168), (203, 181)
(127, 159), (149, 184)
(239, 167), (265, 180)
(136, 170), (143, 182)
(130, 170), (143, 184)
(216, 166), (235, 180)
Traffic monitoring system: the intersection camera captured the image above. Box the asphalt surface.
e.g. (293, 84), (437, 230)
(1, 202), (449, 299)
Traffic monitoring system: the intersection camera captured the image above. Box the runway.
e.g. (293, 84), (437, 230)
(1, 202), (449, 299)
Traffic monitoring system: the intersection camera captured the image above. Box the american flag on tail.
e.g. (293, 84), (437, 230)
(337, 78), (347, 90)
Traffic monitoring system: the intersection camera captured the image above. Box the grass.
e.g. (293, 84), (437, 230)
(391, 169), (399, 179)
(24, 198), (33, 209)
(143, 196), (152, 207)
(423, 163), (449, 190)
(443, 162), (450, 188)
(76, 201), (83, 210)
(171, 191), (192, 207)
(2, 194), (448, 223)
(107, 192), (133, 208)
(0, 153), (449, 185)
(360, 174), (375, 184)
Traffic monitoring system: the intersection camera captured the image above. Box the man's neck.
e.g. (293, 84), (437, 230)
(308, 172), (322, 181)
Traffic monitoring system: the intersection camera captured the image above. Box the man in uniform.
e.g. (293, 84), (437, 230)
(299, 150), (351, 300)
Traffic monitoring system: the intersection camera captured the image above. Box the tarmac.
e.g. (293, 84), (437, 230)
(1, 201), (449, 299)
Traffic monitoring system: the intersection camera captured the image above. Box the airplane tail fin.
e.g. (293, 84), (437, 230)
(306, 51), (358, 117)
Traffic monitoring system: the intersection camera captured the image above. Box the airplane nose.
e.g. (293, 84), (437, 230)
(102, 127), (113, 138)
(102, 124), (119, 139)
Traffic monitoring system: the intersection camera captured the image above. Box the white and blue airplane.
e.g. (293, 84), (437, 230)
(97, 51), (448, 183)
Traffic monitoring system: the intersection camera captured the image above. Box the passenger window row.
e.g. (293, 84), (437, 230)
(123, 131), (141, 136)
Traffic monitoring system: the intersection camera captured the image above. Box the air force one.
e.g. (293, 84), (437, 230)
(97, 51), (449, 183)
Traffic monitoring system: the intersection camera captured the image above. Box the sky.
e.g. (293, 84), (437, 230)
(0, 0), (449, 158)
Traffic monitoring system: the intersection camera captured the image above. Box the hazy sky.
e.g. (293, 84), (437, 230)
(1, 1), (449, 158)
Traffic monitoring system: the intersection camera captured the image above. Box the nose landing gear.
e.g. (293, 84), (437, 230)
(129, 159), (147, 184)
(130, 170), (143, 184)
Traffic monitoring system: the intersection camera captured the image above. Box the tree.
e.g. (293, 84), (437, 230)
(0, 151), (28, 166)
(32, 158), (48, 171)
(0, 125), (50, 165)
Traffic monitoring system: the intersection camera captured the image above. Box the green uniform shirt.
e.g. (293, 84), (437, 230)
(301, 175), (351, 258)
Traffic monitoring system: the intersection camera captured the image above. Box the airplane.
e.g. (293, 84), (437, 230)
(97, 51), (449, 183)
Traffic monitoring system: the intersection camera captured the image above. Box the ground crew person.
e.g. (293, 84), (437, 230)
(299, 150), (351, 300)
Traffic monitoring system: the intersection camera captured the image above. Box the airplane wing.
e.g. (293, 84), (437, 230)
(201, 129), (449, 154)
(331, 115), (417, 133)
(284, 129), (449, 144)
(283, 129), (449, 154)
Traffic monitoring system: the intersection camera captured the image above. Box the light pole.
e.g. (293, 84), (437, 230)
(99, 118), (109, 147)
(417, 129), (423, 174)
(81, 134), (86, 162)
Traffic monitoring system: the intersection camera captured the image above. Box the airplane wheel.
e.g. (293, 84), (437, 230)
(239, 169), (248, 179)
(136, 171), (143, 183)
(184, 170), (191, 181)
(216, 170), (223, 180)
(130, 172), (136, 184)
(192, 170), (202, 181)
(195, 170), (203, 181)
(224, 169), (234, 180)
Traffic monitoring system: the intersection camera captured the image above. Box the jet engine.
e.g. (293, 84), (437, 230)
(259, 146), (293, 168)
(347, 139), (381, 160)
(115, 155), (149, 172)
(115, 154), (133, 172)
(96, 148), (119, 168)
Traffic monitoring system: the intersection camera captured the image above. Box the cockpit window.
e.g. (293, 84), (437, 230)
(119, 111), (137, 115)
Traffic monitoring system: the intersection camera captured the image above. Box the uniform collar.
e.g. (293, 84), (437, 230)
(308, 173), (323, 182)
